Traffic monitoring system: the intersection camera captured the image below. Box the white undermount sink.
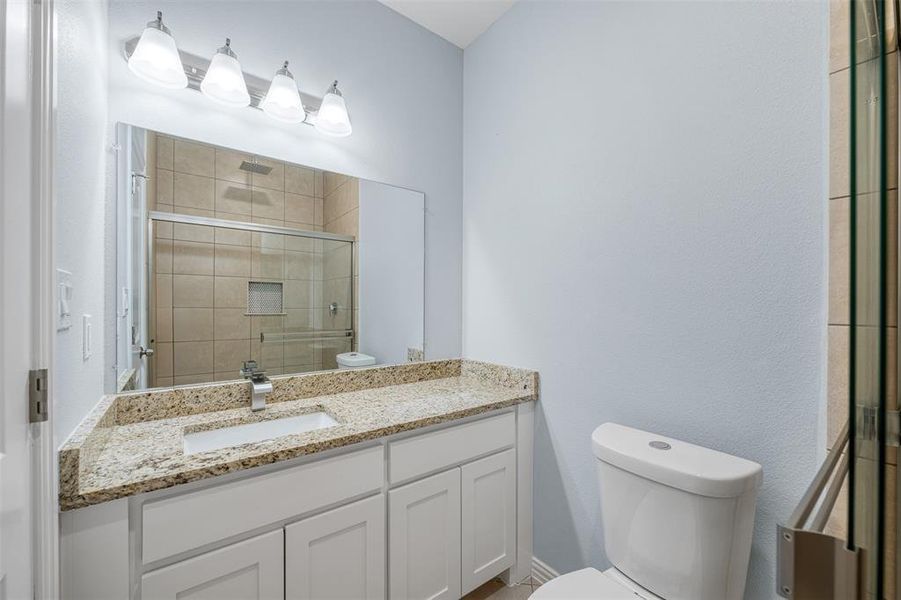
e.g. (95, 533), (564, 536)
(183, 411), (339, 455)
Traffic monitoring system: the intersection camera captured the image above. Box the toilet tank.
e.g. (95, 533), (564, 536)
(592, 423), (762, 600)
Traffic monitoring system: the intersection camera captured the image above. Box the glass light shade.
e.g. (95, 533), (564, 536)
(127, 16), (187, 89)
(261, 63), (306, 123)
(315, 82), (352, 137)
(200, 41), (250, 108)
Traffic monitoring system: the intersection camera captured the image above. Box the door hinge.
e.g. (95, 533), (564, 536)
(29, 368), (49, 423)
(889, 410), (900, 447)
(856, 405), (900, 447)
(857, 405), (878, 441)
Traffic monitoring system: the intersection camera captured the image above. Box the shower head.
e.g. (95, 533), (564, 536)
(239, 160), (272, 175)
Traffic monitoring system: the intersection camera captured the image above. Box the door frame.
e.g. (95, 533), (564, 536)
(31, 0), (58, 597)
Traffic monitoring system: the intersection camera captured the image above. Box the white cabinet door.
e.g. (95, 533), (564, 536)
(285, 494), (386, 600)
(141, 530), (284, 600)
(461, 450), (517, 595)
(389, 469), (461, 600)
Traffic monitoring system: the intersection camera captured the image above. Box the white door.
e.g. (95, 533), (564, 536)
(1, 0), (39, 598)
(461, 450), (517, 594)
(389, 469), (461, 600)
(141, 530), (284, 600)
(285, 495), (386, 600)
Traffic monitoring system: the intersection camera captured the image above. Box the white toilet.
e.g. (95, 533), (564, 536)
(532, 423), (763, 600)
(336, 351), (377, 369)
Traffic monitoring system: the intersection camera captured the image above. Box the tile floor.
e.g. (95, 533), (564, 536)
(463, 577), (539, 599)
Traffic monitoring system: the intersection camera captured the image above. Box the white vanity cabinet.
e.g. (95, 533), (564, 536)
(389, 469), (462, 600)
(460, 449), (516, 595)
(387, 448), (517, 600)
(141, 530), (284, 600)
(59, 404), (534, 600)
(285, 495), (386, 600)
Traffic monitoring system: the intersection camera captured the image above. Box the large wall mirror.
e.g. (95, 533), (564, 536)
(112, 124), (425, 392)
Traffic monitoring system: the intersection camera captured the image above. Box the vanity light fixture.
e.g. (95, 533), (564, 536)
(200, 38), (251, 108)
(314, 81), (353, 137)
(127, 11), (187, 89)
(260, 61), (306, 124)
(124, 15), (354, 136)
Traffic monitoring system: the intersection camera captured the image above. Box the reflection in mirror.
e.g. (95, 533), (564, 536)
(113, 124), (424, 392)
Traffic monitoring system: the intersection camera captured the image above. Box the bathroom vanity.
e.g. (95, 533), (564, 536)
(60, 125), (535, 600)
(59, 359), (537, 600)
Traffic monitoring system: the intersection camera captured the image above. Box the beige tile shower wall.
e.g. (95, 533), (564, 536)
(827, 1), (897, 595)
(150, 133), (327, 387)
(322, 172), (359, 364)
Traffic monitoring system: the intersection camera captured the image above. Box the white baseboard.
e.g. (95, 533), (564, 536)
(531, 557), (560, 585)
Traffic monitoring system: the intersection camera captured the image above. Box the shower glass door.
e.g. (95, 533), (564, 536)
(850, 0), (891, 596)
(148, 212), (354, 387)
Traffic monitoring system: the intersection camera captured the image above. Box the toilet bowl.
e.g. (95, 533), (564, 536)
(531, 423), (763, 600)
(530, 567), (663, 599)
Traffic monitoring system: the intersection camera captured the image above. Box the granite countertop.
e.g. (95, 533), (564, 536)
(59, 359), (538, 511)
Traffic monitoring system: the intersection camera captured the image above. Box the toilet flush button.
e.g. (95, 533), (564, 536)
(649, 440), (672, 450)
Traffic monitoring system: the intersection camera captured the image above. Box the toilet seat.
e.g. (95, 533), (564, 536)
(529, 568), (663, 600)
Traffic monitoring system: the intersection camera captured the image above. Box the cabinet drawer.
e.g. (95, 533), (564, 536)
(142, 446), (383, 563)
(388, 412), (515, 485)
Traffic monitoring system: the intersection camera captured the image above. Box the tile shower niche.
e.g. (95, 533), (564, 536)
(247, 281), (285, 316)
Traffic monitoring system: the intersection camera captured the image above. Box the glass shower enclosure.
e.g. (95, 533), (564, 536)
(146, 211), (354, 387)
(778, 1), (896, 597)
(849, 0), (893, 595)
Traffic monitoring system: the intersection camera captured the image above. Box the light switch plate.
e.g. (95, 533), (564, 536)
(57, 269), (73, 331)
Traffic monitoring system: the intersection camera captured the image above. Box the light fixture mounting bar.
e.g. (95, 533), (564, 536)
(124, 36), (323, 125)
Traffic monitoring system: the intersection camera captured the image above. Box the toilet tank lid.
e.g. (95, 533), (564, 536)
(591, 423), (763, 498)
(336, 352), (376, 366)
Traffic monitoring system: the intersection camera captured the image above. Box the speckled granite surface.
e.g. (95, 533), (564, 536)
(59, 359), (538, 511)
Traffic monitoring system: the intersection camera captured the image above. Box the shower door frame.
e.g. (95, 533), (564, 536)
(779, 1), (896, 597)
(894, 2), (901, 595)
(849, 0), (893, 596)
(149, 211), (356, 244)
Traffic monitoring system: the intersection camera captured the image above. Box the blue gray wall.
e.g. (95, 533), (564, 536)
(55, 0), (110, 448)
(462, 2), (828, 597)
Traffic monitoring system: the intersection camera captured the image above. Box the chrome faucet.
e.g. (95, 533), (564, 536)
(240, 360), (272, 412)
